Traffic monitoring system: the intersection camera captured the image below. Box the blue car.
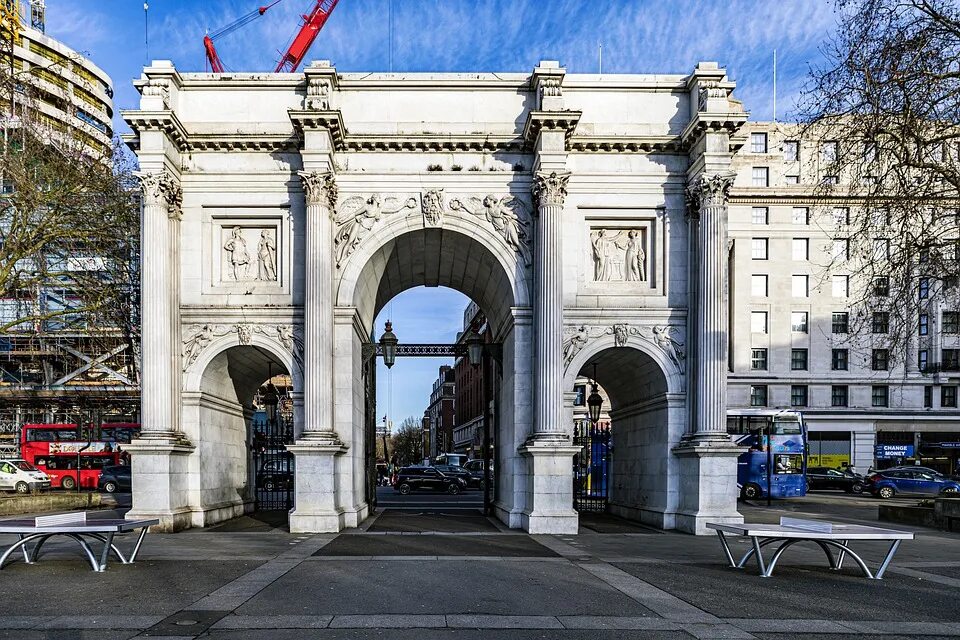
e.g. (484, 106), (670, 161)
(865, 467), (960, 499)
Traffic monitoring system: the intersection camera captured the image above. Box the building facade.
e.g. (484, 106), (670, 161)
(728, 122), (960, 475)
(124, 58), (746, 535)
(452, 301), (487, 457)
(426, 365), (456, 458)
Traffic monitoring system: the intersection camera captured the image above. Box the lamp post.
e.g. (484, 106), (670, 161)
(587, 363), (603, 426)
(379, 321), (398, 369)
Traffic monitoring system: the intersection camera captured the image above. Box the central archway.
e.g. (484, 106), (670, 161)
(333, 215), (532, 529)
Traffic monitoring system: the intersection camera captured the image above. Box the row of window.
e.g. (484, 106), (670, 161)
(748, 132), (960, 168)
(750, 309), (960, 336)
(749, 383), (960, 409)
(749, 206), (853, 226)
(750, 347), (960, 373)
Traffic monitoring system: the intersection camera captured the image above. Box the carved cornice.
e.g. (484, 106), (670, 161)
(569, 136), (683, 154)
(298, 171), (338, 210)
(135, 170), (182, 220)
(342, 134), (523, 153)
(289, 109), (346, 150)
(522, 110), (581, 149)
(121, 110), (189, 152)
(532, 171), (571, 209)
(679, 113), (747, 150)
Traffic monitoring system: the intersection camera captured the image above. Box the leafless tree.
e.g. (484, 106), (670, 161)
(389, 416), (424, 466)
(799, 0), (960, 371)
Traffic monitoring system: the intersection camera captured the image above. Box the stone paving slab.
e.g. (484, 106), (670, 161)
(314, 533), (557, 557)
(203, 630), (694, 639)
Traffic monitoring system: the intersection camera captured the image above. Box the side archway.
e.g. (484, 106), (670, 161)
(563, 334), (685, 530)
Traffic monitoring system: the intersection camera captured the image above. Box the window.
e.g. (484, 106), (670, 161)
(823, 175), (839, 185)
(872, 349), (889, 371)
(751, 275), (768, 297)
(785, 175), (799, 185)
(792, 275), (809, 297)
(832, 275), (849, 298)
(791, 311), (808, 333)
(944, 349), (960, 371)
(751, 207), (768, 225)
(791, 385), (808, 407)
(832, 207), (849, 225)
(751, 238), (768, 260)
(750, 385), (768, 407)
(924, 386), (933, 408)
(919, 350), (928, 372)
(751, 311), (768, 334)
(751, 132), (768, 154)
(872, 385), (889, 407)
(864, 141), (878, 164)
(831, 385), (848, 407)
(873, 276), (890, 297)
(920, 314), (929, 336)
(752, 167), (769, 187)
(872, 312), (889, 334)
(944, 312), (960, 334)
(791, 348), (808, 370)
(792, 238), (809, 260)
(832, 312), (849, 334)
(751, 348), (768, 370)
(792, 207), (809, 225)
(942, 386), (958, 408)
(833, 239), (849, 261)
(874, 239), (890, 261)
(821, 141), (838, 163)
(832, 349), (848, 371)
(783, 140), (799, 162)
(573, 384), (585, 406)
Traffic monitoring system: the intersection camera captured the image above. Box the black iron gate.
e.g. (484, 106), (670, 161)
(252, 413), (294, 511)
(573, 420), (611, 512)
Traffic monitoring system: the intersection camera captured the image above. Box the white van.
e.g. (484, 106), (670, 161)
(0, 459), (51, 493)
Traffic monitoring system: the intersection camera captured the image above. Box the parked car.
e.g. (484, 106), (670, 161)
(806, 467), (864, 493)
(393, 466), (466, 495)
(0, 459), (50, 493)
(865, 467), (960, 498)
(97, 465), (131, 493)
(462, 459), (494, 490)
(433, 464), (475, 488)
(257, 458), (294, 492)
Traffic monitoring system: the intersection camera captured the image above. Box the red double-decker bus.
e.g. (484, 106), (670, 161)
(19, 423), (140, 490)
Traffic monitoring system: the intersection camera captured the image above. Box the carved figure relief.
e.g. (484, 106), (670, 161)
(590, 228), (646, 282)
(449, 195), (532, 265)
(422, 189), (444, 227)
(223, 227), (252, 280)
(257, 230), (278, 281)
(305, 78), (331, 110)
(334, 194), (417, 268)
(181, 323), (298, 372)
(539, 77), (562, 98)
(562, 323), (686, 374)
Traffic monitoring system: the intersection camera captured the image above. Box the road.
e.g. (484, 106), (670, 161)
(740, 488), (922, 527)
(375, 484), (484, 511)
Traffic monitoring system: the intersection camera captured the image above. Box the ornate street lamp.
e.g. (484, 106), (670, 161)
(262, 380), (280, 425)
(465, 327), (484, 368)
(379, 320), (398, 368)
(587, 362), (603, 425)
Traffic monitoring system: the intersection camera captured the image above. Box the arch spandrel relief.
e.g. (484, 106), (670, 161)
(181, 323), (302, 374)
(332, 190), (534, 270)
(562, 322), (685, 375)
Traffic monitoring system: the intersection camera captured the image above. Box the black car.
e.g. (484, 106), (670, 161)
(806, 467), (864, 493)
(433, 464), (475, 488)
(394, 466), (466, 495)
(98, 464), (131, 493)
(257, 458), (294, 492)
(462, 459), (494, 490)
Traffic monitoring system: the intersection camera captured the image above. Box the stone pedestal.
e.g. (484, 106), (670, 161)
(124, 438), (195, 532)
(673, 437), (744, 535)
(519, 440), (580, 534)
(288, 440), (348, 533)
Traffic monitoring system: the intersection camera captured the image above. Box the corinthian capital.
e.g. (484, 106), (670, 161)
(532, 171), (571, 208)
(688, 171), (735, 211)
(135, 171), (182, 220)
(298, 170), (338, 211)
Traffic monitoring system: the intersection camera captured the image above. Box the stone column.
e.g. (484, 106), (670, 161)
(530, 170), (570, 440)
(125, 170), (194, 532)
(673, 172), (743, 535)
(288, 170), (347, 534)
(517, 171), (579, 535)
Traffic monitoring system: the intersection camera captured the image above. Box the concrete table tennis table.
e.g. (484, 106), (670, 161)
(0, 512), (158, 572)
(707, 518), (914, 579)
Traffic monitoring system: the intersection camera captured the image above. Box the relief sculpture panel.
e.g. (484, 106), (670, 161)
(221, 226), (279, 282)
(590, 228), (647, 282)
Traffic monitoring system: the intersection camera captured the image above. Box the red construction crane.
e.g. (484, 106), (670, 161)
(202, 0), (339, 74)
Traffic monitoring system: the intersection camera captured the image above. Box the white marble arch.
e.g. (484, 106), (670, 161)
(562, 333), (685, 530)
(331, 214), (534, 529)
(181, 335), (295, 528)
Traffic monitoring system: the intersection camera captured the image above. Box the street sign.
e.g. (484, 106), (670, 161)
(875, 444), (914, 459)
(936, 442), (960, 449)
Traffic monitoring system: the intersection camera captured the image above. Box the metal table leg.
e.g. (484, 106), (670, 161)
(736, 537), (779, 568)
(835, 539), (848, 570)
(751, 536), (768, 577)
(716, 530), (736, 568)
(875, 539), (902, 579)
(128, 526), (149, 563)
(96, 532), (115, 572)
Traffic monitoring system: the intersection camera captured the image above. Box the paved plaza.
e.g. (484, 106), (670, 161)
(2, 495), (960, 639)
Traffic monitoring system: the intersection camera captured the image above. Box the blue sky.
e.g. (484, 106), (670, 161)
(39, 0), (839, 425)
